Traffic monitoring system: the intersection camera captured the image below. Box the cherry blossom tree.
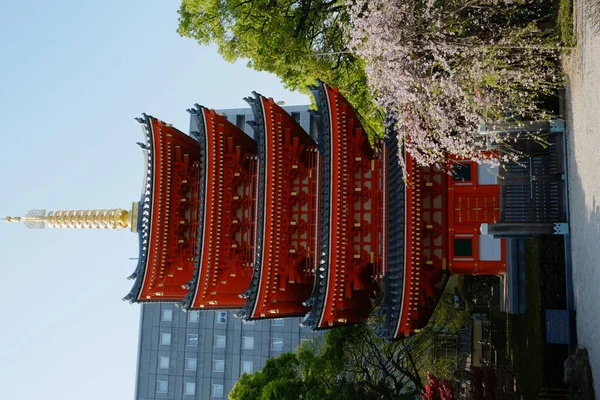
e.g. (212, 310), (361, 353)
(346, 0), (562, 167)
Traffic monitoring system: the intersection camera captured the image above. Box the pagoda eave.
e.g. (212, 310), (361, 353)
(124, 115), (201, 303)
(181, 106), (258, 310)
(237, 93), (317, 320)
(303, 81), (384, 330)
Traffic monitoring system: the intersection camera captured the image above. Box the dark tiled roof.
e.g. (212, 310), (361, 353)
(178, 105), (208, 309)
(234, 93), (266, 320)
(301, 81), (331, 329)
(378, 129), (407, 339)
(123, 114), (156, 303)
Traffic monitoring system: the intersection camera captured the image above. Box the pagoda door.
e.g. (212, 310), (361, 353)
(454, 193), (500, 224)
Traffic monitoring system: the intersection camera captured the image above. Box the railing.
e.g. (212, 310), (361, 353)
(481, 120), (567, 237)
(499, 132), (563, 223)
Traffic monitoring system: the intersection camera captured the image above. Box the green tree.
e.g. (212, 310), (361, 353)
(229, 324), (430, 400)
(177, 0), (383, 138)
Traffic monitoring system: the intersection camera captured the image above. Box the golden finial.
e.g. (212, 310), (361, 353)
(4, 203), (139, 231)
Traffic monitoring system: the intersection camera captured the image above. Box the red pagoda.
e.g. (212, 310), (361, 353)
(5, 83), (509, 340)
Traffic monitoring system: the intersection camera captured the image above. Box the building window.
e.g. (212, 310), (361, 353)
(453, 238), (473, 257)
(185, 358), (197, 371)
(271, 338), (284, 351)
(188, 310), (200, 323)
(158, 356), (170, 369)
(477, 164), (499, 185)
(300, 338), (311, 346)
(452, 164), (472, 181)
(184, 382), (196, 396)
(214, 335), (226, 348)
(157, 380), (168, 394)
(309, 113), (318, 138)
(215, 311), (227, 324)
(271, 318), (284, 327)
(242, 319), (255, 325)
(242, 336), (255, 350)
(291, 111), (301, 124)
(161, 308), (173, 322)
(212, 384), (224, 398)
(187, 334), (199, 346)
(241, 360), (254, 375)
(236, 114), (246, 130)
(213, 359), (225, 372)
(160, 332), (171, 345)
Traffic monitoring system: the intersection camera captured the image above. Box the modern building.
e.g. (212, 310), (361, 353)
(134, 305), (322, 399)
(216, 104), (318, 141)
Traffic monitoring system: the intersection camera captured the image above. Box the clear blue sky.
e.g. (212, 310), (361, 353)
(0, 1), (309, 399)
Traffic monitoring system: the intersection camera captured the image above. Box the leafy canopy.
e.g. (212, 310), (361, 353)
(229, 324), (427, 400)
(178, 0), (384, 138)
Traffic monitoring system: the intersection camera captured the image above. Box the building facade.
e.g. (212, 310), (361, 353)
(134, 305), (322, 399)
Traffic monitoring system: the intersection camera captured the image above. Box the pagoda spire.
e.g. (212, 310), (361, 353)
(4, 203), (138, 231)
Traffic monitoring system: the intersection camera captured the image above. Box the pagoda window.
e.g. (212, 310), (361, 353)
(158, 356), (170, 369)
(452, 164), (472, 182)
(184, 382), (196, 396)
(271, 318), (284, 327)
(453, 238), (473, 257)
(157, 380), (168, 394)
(188, 311), (200, 323)
(213, 359), (225, 373)
(161, 309), (173, 322)
(241, 361), (254, 375)
(187, 334), (199, 346)
(242, 336), (254, 350)
(185, 358), (198, 371)
(212, 384), (224, 398)
(215, 312), (228, 324)
(214, 335), (226, 348)
(271, 338), (284, 351)
(159, 332), (171, 346)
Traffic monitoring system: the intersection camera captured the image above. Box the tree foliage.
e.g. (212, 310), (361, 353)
(178, 0), (383, 137)
(347, 0), (563, 167)
(229, 323), (436, 400)
(178, 0), (563, 168)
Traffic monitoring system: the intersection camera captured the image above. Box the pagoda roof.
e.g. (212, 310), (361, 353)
(380, 129), (450, 339)
(302, 81), (382, 329)
(236, 93), (269, 319)
(123, 114), (158, 302)
(236, 92), (318, 320)
(180, 105), (258, 310)
(378, 133), (407, 339)
(123, 114), (201, 303)
(301, 83), (331, 328)
(178, 105), (208, 308)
